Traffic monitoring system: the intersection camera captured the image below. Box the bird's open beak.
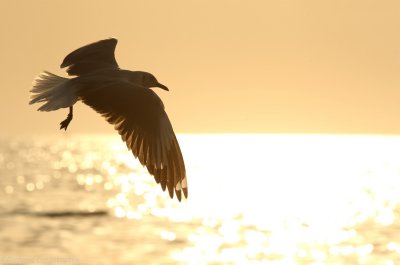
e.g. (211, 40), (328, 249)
(155, 83), (169, 91)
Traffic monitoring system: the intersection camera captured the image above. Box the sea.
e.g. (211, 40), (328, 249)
(0, 134), (400, 265)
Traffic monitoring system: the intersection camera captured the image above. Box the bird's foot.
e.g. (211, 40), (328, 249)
(60, 113), (73, 131)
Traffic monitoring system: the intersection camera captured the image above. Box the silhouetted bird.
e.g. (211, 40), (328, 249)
(29, 38), (187, 201)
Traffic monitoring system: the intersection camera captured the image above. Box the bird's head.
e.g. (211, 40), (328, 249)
(127, 71), (169, 91)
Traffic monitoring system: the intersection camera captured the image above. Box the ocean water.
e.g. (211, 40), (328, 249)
(1, 134), (400, 265)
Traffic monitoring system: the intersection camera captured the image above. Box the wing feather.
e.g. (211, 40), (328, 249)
(61, 38), (119, 76)
(78, 79), (187, 200)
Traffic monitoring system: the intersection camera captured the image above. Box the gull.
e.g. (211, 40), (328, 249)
(29, 38), (187, 201)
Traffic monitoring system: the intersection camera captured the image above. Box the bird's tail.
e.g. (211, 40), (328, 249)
(29, 71), (78, 111)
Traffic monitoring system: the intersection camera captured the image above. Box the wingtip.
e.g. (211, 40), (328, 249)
(176, 189), (182, 202)
(183, 188), (188, 199)
(176, 188), (188, 202)
(168, 186), (174, 199)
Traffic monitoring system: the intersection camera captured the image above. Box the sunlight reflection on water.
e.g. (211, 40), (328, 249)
(1, 134), (400, 264)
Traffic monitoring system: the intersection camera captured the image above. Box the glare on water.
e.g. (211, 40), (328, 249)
(1, 134), (400, 265)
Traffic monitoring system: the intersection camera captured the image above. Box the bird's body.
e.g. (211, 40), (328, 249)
(29, 38), (187, 201)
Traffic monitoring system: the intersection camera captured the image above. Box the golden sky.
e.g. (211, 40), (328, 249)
(1, 0), (400, 134)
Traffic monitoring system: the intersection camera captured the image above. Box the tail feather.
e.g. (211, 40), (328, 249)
(30, 71), (77, 111)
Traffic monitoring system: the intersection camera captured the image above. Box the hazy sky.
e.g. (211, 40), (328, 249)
(1, 0), (400, 134)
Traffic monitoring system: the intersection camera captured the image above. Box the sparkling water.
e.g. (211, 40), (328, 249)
(1, 134), (400, 265)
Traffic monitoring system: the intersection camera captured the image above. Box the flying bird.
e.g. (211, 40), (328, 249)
(29, 38), (187, 201)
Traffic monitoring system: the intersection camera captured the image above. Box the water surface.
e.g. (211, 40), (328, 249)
(1, 134), (400, 265)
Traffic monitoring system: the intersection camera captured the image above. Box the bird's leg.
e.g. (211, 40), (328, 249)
(60, 106), (73, 131)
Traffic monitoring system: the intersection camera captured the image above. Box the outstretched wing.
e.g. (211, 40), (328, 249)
(61, 38), (119, 76)
(78, 80), (187, 201)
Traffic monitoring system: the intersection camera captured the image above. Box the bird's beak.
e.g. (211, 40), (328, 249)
(155, 83), (169, 91)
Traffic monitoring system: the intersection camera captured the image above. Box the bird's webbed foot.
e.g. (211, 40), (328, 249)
(60, 106), (73, 131)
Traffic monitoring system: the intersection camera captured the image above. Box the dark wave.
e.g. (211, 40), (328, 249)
(6, 210), (108, 218)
